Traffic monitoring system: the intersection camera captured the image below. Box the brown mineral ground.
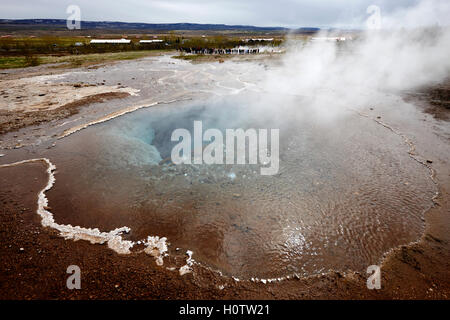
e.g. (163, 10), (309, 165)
(0, 91), (131, 135)
(0, 160), (449, 299)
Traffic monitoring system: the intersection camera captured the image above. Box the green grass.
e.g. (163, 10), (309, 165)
(41, 50), (170, 67)
(0, 33), (284, 69)
(0, 50), (171, 69)
(0, 56), (40, 69)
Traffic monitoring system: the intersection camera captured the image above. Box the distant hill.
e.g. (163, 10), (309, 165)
(0, 19), (320, 33)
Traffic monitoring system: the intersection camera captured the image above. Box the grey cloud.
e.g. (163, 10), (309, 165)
(0, 0), (441, 28)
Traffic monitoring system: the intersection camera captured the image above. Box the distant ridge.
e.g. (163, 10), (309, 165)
(0, 19), (320, 32)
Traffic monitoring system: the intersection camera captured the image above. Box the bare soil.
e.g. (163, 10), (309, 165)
(0, 161), (449, 299)
(403, 80), (450, 121)
(0, 91), (130, 135)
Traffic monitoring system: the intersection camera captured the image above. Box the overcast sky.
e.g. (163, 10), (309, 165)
(0, 0), (447, 28)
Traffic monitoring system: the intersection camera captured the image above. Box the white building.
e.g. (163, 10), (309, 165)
(245, 38), (274, 42)
(90, 38), (131, 44)
(139, 40), (164, 43)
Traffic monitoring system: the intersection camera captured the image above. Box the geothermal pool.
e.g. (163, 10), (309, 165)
(42, 94), (436, 279)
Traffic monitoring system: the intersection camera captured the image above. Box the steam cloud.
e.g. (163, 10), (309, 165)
(258, 0), (450, 118)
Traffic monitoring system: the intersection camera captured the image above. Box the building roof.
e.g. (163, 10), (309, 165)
(139, 39), (164, 43)
(90, 38), (131, 44)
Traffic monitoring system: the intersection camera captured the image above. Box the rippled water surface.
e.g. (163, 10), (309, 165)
(44, 94), (436, 279)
